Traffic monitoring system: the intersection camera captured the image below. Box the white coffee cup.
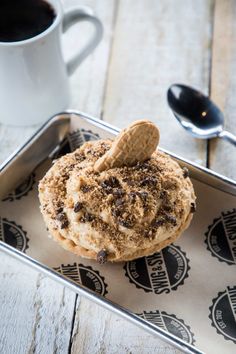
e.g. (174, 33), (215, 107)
(0, 0), (103, 126)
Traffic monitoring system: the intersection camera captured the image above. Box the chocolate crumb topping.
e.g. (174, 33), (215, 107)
(190, 202), (196, 213)
(61, 220), (69, 229)
(164, 214), (177, 226)
(140, 176), (157, 187)
(137, 161), (150, 169)
(113, 189), (125, 197)
(144, 229), (151, 238)
(101, 183), (113, 194)
(61, 173), (69, 181)
(97, 249), (107, 264)
(152, 218), (165, 227)
(115, 198), (123, 207)
(102, 176), (120, 188)
(56, 212), (69, 229)
(125, 180), (135, 186)
(162, 180), (177, 190)
(129, 192), (137, 202)
(112, 208), (121, 217)
(162, 204), (173, 212)
(56, 206), (64, 213)
(110, 176), (121, 187)
(56, 212), (66, 221)
(139, 191), (148, 201)
(118, 219), (132, 228)
(182, 167), (189, 178)
(74, 202), (83, 213)
(81, 212), (95, 222)
(101, 181), (109, 189)
(74, 152), (85, 162)
(128, 191), (148, 203)
(80, 185), (91, 193)
(160, 190), (167, 199)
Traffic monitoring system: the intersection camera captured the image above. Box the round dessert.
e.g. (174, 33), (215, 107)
(39, 122), (196, 263)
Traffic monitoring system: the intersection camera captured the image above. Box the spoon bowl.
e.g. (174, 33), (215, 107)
(167, 84), (224, 139)
(167, 84), (236, 146)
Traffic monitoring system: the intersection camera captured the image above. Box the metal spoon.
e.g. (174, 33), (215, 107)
(167, 84), (236, 146)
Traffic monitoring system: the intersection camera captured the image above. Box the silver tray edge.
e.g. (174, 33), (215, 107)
(0, 242), (203, 354)
(2, 110), (235, 354)
(1, 110), (235, 197)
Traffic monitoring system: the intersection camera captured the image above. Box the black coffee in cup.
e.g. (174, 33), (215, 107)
(0, 0), (56, 42)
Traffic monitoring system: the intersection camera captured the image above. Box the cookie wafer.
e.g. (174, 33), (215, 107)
(94, 120), (160, 172)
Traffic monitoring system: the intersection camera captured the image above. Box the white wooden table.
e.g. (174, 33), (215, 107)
(0, 1), (236, 353)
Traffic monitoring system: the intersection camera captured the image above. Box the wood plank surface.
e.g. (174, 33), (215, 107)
(66, 1), (214, 353)
(2, 0), (236, 353)
(70, 297), (180, 354)
(103, 0), (214, 166)
(60, 0), (183, 351)
(0, 1), (125, 353)
(209, 0), (236, 179)
(0, 1), (183, 353)
(63, 0), (118, 117)
(0, 253), (76, 354)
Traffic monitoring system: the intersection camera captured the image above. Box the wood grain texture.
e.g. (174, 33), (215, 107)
(0, 253), (76, 354)
(0, 253), (182, 354)
(3, 0), (235, 353)
(70, 297), (182, 354)
(1, 1), (179, 353)
(62, 0), (117, 117)
(103, 0), (214, 166)
(0, 125), (37, 166)
(0, 1), (122, 353)
(64, 1), (185, 351)
(209, 0), (236, 179)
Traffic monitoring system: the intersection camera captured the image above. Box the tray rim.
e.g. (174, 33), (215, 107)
(2, 110), (235, 354)
(1, 110), (236, 196)
(0, 242), (202, 354)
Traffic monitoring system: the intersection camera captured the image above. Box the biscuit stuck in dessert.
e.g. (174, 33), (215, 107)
(38, 120), (196, 262)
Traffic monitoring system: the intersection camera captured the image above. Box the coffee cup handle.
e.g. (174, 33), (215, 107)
(62, 7), (103, 76)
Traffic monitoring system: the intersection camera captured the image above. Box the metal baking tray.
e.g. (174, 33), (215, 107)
(0, 111), (236, 354)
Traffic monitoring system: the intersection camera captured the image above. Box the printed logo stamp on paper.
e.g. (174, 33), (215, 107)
(2, 173), (35, 202)
(53, 129), (100, 158)
(137, 310), (195, 344)
(209, 286), (236, 344)
(0, 217), (29, 252)
(54, 263), (108, 296)
(124, 245), (190, 294)
(205, 209), (236, 265)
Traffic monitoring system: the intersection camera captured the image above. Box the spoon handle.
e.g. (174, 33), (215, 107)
(219, 130), (236, 146)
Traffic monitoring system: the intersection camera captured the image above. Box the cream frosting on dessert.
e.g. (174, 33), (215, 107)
(39, 139), (196, 262)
